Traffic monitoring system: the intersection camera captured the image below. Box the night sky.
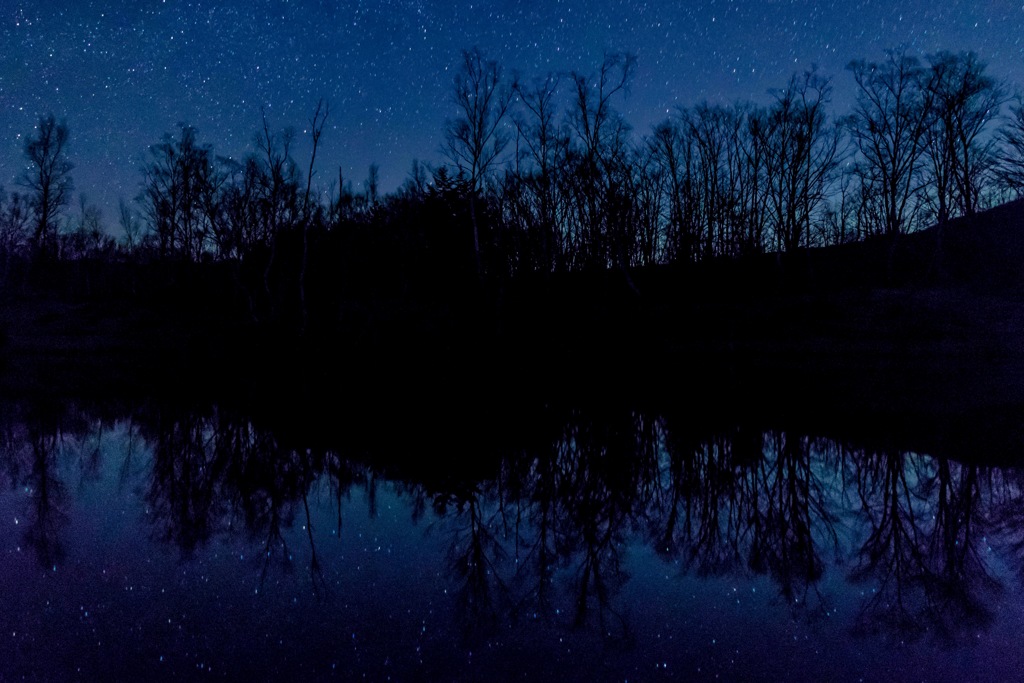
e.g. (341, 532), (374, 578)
(2, 1), (1022, 230)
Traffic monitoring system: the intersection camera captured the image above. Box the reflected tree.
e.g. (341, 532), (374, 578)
(850, 451), (999, 640)
(145, 408), (227, 555)
(746, 433), (839, 604)
(921, 460), (998, 636)
(434, 486), (511, 632)
(22, 428), (68, 568)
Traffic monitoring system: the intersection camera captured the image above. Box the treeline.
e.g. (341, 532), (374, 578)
(4, 46), (1024, 314)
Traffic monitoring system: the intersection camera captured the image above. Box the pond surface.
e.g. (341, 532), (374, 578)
(2, 401), (1024, 681)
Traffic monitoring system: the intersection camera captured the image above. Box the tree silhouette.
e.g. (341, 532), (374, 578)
(566, 51), (637, 270)
(299, 98), (329, 335)
(20, 114), (73, 263)
(678, 103), (746, 259)
(846, 49), (934, 236)
(924, 51), (1005, 221)
(647, 119), (692, 261)
(117, 197), (143, 253)
(443, 46), (514, 277)
(762, 70), (841, 252)
(139, 124), (224, 261)
(0, 188), (30, 285)
(506, 73), (565, 273)
(995, 98), (1024, 196)
(12, 42), (1024, 350)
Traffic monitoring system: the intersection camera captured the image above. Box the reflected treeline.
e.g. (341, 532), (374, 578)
(0, 401), (1022, 641)
(141, 405), (366, 594)
(0, 402), (97, 569)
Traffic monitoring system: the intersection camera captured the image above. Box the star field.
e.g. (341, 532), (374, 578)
(2, 0), (1023, 228)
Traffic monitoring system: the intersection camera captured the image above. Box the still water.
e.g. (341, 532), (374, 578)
(1, 402), (1024, 681)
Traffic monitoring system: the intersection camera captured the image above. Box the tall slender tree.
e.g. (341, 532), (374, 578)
(566, 51), (637, 269)
(20, 114), (73, 262)
(762, 70), (841, 252)
(995, 99), (1024, 196)
(299, 99), (329, 335)
(443, 46), (514, 277)
(139, 124), (223, 261)
(510, 73), (565, 272)
(846, 49), (934, 236)
(924, 51), (1005, 220)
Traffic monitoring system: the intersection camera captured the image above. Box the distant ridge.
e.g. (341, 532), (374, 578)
(802, 198), (1024, 292)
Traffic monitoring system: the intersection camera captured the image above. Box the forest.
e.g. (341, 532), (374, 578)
(2, 45), (1023, 377)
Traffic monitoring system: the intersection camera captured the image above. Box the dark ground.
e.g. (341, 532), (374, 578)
(3, 200), (1024, 466)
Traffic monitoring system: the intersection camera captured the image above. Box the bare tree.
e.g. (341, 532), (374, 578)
(63, 193), (110, 260)
(139, 124), (223, 261)
(364, 163), (380, 207)
(250, 111), (301, 312)
(846, 49), (934, 236)
(403, 158), (430, 199)
(302, 99), (329, 217)
(0, 188), (30, 257)
(995, 99), (1024, 196)
(118, 198), (143, 253)
(444, 47), (514, 191)
(631, 146), (666, 265)
(300, 99), (329, 335)
(680, 103), (743, 259)
(443, 46), (514, 276)
(925, 51), (1006, 220)
(566, 51), (637, 269)
(508, 73), (566, 272)
(20, 114), (73, 262)
(254, 112), (301, 245)
(818, 165), (859, 246)
(0, 188), (30, 286)
(761, 70), (842, 252)
(648, 120), (690, 261)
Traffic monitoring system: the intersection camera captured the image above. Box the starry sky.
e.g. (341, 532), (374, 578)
(2, 0), (1022, 229)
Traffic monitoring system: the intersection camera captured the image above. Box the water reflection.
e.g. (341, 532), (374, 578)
(1, 400), (1022, 653)
(849, 450), (1000, 638)
(140, 405), (368, 595)
(0, 403), (92, 570)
